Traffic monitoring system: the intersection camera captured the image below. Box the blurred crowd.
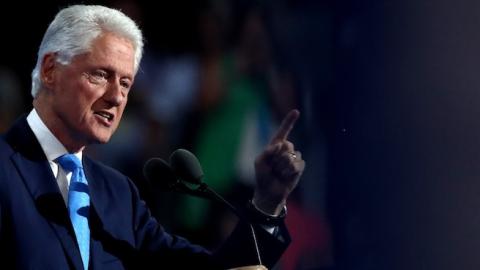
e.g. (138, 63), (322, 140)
(0, 0), (330, 269)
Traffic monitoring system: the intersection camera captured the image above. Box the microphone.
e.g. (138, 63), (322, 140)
(169, 149), (241, 216)
(143, 157), (209, 199)
(143, 149), (265, 267)
(143, 157), (177, 189)
(169, 149), (204, 185)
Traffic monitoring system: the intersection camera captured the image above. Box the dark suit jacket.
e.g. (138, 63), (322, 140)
(0, 117), (290, 269)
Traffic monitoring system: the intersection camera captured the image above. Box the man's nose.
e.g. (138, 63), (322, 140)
(103, 81), (124, 106)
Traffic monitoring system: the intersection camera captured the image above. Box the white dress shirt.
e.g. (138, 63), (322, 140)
(26, 109), (82, 204)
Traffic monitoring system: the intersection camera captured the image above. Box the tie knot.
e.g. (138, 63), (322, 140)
(57, 154), (82, 172)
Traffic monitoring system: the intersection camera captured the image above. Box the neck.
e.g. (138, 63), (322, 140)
(33, 96), (86, 153)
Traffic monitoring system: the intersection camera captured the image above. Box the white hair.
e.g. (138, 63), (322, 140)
(31, 5), (144, 98)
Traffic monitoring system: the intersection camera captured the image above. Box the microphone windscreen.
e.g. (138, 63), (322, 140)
(143, 158), (177, 189)
(169, 149), (204, 184)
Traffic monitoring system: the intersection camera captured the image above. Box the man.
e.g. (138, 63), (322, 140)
(0, 5), (305, 270)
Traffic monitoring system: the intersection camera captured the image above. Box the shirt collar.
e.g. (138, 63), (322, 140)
(26, 108), (82, 162)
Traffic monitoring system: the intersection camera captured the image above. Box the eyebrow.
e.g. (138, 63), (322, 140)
(98, 66), (133, 81)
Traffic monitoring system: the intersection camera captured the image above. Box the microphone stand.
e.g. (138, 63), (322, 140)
(196, 183), (264, 267)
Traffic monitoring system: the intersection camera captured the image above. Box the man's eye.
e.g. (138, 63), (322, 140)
(120, 79), (131, 89)
(85, 70), (108, 84)
(92, 70), (108, 80)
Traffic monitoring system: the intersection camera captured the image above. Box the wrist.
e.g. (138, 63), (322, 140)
(252, 191), (287, 214)
(251, 197), (286, 215)
(246, 199), (287, 226)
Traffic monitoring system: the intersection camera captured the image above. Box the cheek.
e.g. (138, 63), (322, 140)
(115, 103), (127, 123)
(86, 91), (105, 106)
(119, 97), (128, 114)
(57, 96), (86, 119)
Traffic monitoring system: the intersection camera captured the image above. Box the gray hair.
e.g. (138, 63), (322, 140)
(31, 5), (144, 98)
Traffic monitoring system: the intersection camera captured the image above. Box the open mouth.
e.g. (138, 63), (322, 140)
(94, 111), (114, 122)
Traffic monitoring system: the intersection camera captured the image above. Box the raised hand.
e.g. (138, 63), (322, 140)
(253, 109), (305, 215)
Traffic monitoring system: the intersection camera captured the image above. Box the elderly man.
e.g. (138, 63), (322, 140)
(0, 5), (305, 270)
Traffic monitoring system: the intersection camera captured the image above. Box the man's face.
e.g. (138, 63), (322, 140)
(43, 32), (135, 149)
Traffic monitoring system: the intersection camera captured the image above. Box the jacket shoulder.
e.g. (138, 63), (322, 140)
(0, 136), (13, 159)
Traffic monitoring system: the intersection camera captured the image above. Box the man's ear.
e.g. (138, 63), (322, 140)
(40, 53), (57, 89)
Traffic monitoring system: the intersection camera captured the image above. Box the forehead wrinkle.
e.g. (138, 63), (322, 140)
(80, 34), (135, 80)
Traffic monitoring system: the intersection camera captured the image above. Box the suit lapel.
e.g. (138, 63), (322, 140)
(5, 117), (85, 270)
(83, 157), (107, 227)
(83, 156), (108, 270)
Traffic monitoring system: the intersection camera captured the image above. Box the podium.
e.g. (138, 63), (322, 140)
(228, 265), (268, 270)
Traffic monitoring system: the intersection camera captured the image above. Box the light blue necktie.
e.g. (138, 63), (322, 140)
(57, 154), (90, 270)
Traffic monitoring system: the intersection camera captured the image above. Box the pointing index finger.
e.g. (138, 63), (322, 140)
(270, 109), (300, 144)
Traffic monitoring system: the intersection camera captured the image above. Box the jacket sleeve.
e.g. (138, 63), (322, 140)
(127, 178), (221, 269)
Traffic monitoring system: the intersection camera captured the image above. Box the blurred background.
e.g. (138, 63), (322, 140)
(3, 0), (480, 269)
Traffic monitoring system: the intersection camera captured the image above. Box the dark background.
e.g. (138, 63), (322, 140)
(2, 0), (480, 269)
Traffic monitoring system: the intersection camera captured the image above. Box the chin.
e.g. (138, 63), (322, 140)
(96, 138), (111, 144)
(86, 137), (110, 146)
(84, 122), (118, 145)
(87, 131), (113, 145)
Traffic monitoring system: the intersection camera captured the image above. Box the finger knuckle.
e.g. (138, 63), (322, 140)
(285, 141), (294, 150)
